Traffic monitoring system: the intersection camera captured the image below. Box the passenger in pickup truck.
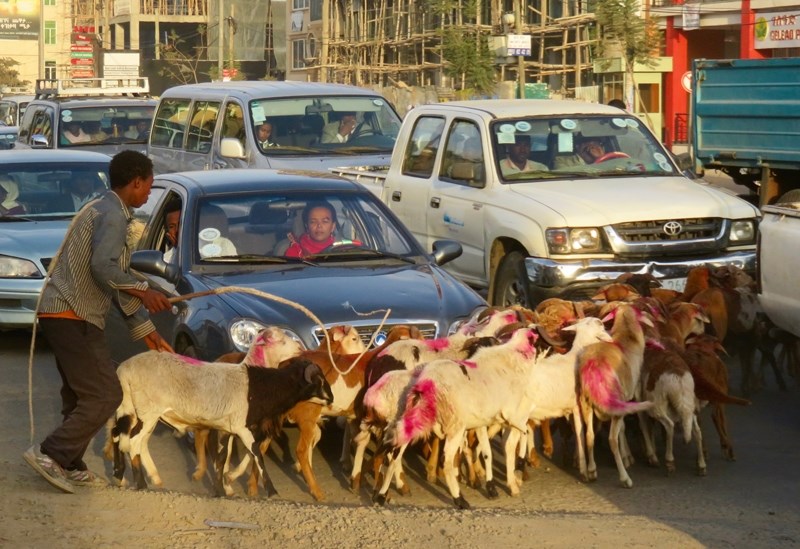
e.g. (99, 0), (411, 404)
(499, 134), (548, 176)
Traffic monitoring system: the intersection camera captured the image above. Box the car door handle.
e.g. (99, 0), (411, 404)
(391, 190), (402, 202)
(430, 197), (441, 208)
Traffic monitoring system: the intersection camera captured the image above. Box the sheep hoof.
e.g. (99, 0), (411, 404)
(587, 470), (598, 482)
(665, 461), (676, 475)
(350, 474), (361, 492)
(453, 496), (471, 510)
(397, 484), (411, 497)
(621, 478), (633, 489)
(697, 466), (707, 477)
(372, 492), (388, 506)
(191, 469), (205, 481)
(647, 456), (659, 467)
(485, 480), (499, 499)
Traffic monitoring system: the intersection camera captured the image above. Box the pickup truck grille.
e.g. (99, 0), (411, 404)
(613, 218), (722, 243)
(313, 322), (438, 349)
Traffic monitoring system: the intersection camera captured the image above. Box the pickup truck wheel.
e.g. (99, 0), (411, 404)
(492, 251), (527, 307)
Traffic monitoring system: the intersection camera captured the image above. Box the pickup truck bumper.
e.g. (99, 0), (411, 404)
(523, 250), (756, 304)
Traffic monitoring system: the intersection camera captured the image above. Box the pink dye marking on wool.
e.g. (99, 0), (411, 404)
(645, 338), (665, 350)
(515, 330), (537, 359)
(397, 378), (438, 445)
(504, 312), (517, 324)
(177, 354), (205, 366)
(459, 360), (477, 369)
(581, 357), (642, 414)
(363, 375), (390, 410)
(424, 338), (450, 351)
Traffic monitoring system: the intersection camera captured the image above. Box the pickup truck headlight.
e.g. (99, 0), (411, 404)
(0, 255), (42, 278)
(546, 228), (604, 254)
(230, 319), (307, 352)
(729, 219), (756, 243)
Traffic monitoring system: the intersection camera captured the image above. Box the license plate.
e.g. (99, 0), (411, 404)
(660, 277), (687, 292)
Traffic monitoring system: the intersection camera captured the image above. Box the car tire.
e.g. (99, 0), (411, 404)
(180, 344), (199, 358)
(492, 251), (527, 307)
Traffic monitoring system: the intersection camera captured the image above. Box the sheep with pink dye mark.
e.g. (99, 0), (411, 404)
(577, 303), (654, 488)
(374, 328), (540, 510)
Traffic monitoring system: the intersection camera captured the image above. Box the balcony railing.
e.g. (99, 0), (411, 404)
(138, 0), (207, 16)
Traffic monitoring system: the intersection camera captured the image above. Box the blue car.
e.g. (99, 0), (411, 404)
(105, 169), (487, 362)
(0, 149), (110, 328)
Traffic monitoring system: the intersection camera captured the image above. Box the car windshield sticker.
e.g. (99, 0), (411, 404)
(200, 243), (222, 257)
(658, 161), (673, 172)
(653, 152), (667, 163)
(626, 119), (640, 129)
(515, 121), (531, 132)
(62, 115), (73, 122)
(251, 105), (266, 124)
(372, 99), (384, 106)
(497, 132), (515, 144)
(611, 118), (627, 129)
(61, 110), (72, 117)
(558, 132), (574, 152)
(199, 227), (221, 242)
(560, 119), (577, 131)
(499, 123), (516, 133)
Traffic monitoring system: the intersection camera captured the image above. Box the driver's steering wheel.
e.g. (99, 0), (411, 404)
(320, 240), (363, 253)
(594, 151), (630, 163)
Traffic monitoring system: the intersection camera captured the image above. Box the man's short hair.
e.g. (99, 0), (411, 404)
(109, 150), (153, 190)
(514, 134), (531, 144)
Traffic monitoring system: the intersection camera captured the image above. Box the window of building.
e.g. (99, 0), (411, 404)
(292, 39), (306, 69)
(293, 0), (309, 9)
(310, 0), (322, 20)
(45, 21), (56, 45)
(44, 0), (56, 6)
(45, 61), (56, 80)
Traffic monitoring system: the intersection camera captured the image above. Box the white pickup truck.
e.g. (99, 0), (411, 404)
(333, 100), (760, 307)
(758, 194), (800, 338)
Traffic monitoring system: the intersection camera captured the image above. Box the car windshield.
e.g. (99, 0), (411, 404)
(247, 95), (401, 156)
(491, 115), (676, 181)
(57, 105), (154, 147)
(0, 130), (17, 150)
(0, 162), (110, 219)
(190, 190), (418, 264)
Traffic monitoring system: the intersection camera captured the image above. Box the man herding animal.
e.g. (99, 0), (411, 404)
(23, 150), (174, 493)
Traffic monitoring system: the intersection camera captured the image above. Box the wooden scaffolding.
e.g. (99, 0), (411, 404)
(314, 0), (595, 96)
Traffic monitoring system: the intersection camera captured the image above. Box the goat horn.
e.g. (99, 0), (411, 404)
(536, 325), (567, 349)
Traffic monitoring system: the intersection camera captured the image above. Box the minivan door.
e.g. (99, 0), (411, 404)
(213, 100), (249, 169)
(149, 98), (191, 174)
(181, 100), (221, 171)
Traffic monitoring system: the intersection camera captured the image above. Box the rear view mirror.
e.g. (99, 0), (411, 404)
(31, 134), (49, 148)
(431, 240), (462, 266)
(131, 250), (180, 283)
(220, 137), (245, 159)
(306, 103), (333, 114)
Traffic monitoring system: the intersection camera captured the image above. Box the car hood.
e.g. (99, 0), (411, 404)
(0, 219), (70, 265)
(189, 263), (482, 337)
(509, 175), (760, 226)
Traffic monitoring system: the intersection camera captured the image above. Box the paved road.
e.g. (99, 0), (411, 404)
(3, 327), (799, 547)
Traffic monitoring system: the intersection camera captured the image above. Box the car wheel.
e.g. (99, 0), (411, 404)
(492, 251), (527, 307)
(180, 344), (198, 358)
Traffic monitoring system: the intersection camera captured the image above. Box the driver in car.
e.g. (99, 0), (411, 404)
(285, 200), (359, 258)
(577, 138), (607, 164)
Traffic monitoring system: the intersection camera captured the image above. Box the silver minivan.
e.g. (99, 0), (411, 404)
(148, 81), (402, 174)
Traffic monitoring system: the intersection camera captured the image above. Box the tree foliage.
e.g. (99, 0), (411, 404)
(593, 0), (660, 69)
(441, 28), (496, 95)
(158, 27), (208, 84)
(0, 57), (29, 89)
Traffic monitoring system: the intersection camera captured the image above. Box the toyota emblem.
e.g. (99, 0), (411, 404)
(662, 220), (682, 236)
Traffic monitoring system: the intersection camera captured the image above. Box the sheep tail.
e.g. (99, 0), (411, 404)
(692, 372), (751, 406)
(581, 358), (653, 416)
(393, 378), (438, 446)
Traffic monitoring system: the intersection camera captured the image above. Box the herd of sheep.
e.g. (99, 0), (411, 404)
(105, 265), (780, 509)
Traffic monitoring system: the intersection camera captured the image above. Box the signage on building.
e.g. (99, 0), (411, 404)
(507, 34), (532, 56)
(755, 10), (800, 49)
(0, 0), (39, 40)
(70, 25), (97, 79)
(682, 3), (700, 31)
(102, 51), (140, 78)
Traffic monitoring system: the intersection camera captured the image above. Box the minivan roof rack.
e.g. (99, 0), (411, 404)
(35, 77), (150, 99)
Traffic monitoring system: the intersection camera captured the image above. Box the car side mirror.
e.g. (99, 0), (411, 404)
(131, 250), (180, 284)
(31, 134), (49, 148)
(220, 137), (246, 159)
(431, 239), (462, 266)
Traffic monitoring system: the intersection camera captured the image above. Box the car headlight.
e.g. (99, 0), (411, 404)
(729, 219), (756, 243)
(546, 228), (604, 254)
(448, 306), (489, 335)
(229, 319), (307, 352)
(0, 255), (42, 278)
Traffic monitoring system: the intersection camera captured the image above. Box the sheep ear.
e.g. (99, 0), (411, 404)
(304, 362), (321, 383)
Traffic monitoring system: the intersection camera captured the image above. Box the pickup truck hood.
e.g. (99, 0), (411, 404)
(509, 176), (759, 225)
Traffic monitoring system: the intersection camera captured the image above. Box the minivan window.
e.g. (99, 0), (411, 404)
(221, 101), (245, 148)
(186, 100), (220, 153)
(152, 98), (191, 149)
(248, 95), (400, 155)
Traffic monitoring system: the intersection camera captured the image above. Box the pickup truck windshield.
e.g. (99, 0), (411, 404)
(248, 95), (401, 156)
(57, 105), (155, 147)
(491, 115), (676, 181)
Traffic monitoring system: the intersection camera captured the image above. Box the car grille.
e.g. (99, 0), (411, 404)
(613, 218), (722, 243)
(313, 322), (438, 348)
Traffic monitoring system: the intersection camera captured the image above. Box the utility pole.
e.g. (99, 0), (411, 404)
(516, 0), (525, 99)
(217, 0), (224, 79)
(38, 0), (44, 78)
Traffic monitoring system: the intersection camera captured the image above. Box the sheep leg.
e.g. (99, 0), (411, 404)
(657, 416), (676, 475)
(295, 416), (325, 501)
(129, 417), (161, 489)
(212, 433), (232, 496)
(692, 414), (707, 476)
(372, 443), (408, 506)
(246, 439), (271, 498)
(235, 428), (278, 497)
(441, 433), (470, 509)
(524, 421), (539, 469)
(570, 407), (588, 482)
(191, 428), (209, 481)
(619, 421), (634, 468)
(638, 412), (659, 467)
(581, 401), (598, 481)
(425, 436), (440, 483)
(474, 427), (498, 499)
(350, 423), (372, 492)
(540, 419), (554, 459)
(340, 418), (354, 469)
(711, 403), (736, 461)
(609, 417), (633, 488)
